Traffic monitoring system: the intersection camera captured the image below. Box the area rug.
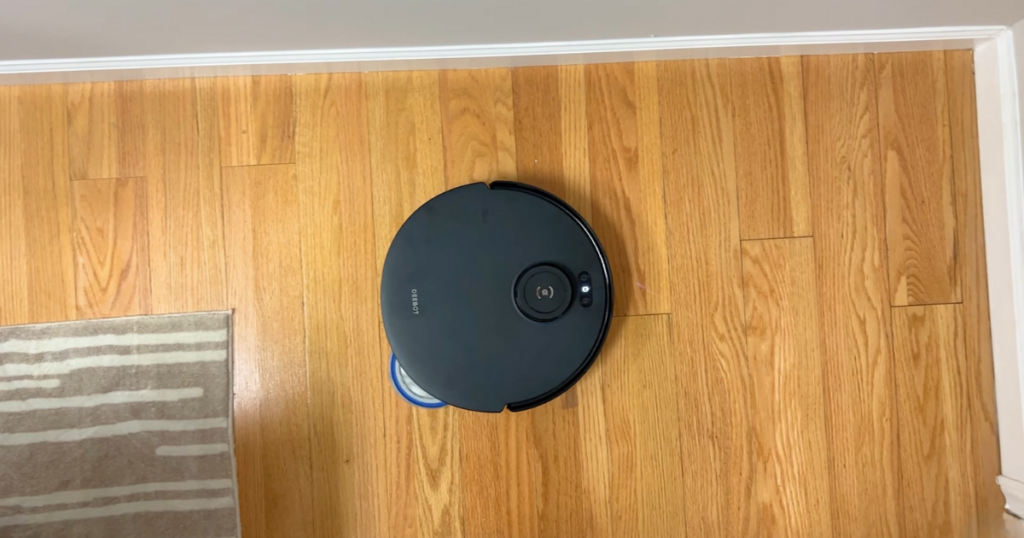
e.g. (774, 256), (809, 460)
(0, 311), (238, 538)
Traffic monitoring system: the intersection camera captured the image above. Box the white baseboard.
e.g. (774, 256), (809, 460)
(976, 28), (1024, 498)
(0, 25), (1005, 85)
(1000, 476), (1024, 518)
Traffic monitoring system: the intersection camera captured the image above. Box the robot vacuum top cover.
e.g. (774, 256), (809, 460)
(381, 181), (613, 412)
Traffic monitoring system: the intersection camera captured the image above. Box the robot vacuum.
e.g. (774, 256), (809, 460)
(380, 181), (613, 412)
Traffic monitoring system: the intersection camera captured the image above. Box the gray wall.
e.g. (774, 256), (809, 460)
(2, 0), (1024, 61)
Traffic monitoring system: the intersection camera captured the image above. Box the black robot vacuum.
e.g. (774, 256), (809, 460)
(380, 181), (613, 412)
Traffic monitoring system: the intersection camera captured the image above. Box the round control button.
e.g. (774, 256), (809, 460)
(514, 265), (572, 322)
(524, 272), (566, 313)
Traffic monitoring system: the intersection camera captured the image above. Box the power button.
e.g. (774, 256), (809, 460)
(524, 272), (566, 313)
(514, 265), (572, 322)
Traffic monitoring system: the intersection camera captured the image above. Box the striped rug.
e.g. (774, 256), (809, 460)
(0, 312), (239, 538)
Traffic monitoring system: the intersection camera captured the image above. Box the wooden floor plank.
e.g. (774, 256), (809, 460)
(368, 70), (447, 274)
(144, 78), (227, 313)
(0, 85), (75, 326)
(601, 315), (686, 538)
(803, 54), (901, 538)
(438, 68), (517, 188)
(379, 321), (420, 538)
(741, 238), (833, 538)
(585, 62), (671, 316)
(216, 75), (295, 166)
(512, 63), (612, 538)
(0, 85), (29, 326)
(67, 81), (146, 180)
(379, 324), (466, 538)
(22, 85), (76, 325)
(437, 67), (542, 538)
(945, 49), (1005, 536)
(214, 76), (253, 166)
(520, 389), (609, 538)
(72, 177), (151, 318)
(378, 328), (466, 538)
(485, 411), (548, 538)
(659, 58), (752, 538)
(458, 408), (539, 538)
(295, 72), (389, 538)
(513, 65), (592, 221)
(876, 52), (959, 306)
(412, 395), (464, 538)
(729, 57), (812, 240)
(892, 304), (976, 538)
(572, 341), (613, 538)
(223, 164), (313, 538)
(221, 163), (265, 538)
(367, 70), (464, 538)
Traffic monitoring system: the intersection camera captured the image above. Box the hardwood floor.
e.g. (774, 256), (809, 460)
(803, 53), (900, 537)
(0, 51), (1006, 537)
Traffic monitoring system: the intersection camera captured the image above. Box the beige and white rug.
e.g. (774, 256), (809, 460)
(0, 312), (238, 538)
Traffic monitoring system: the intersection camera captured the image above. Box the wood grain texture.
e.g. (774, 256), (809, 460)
(0, 84), (75, 326)
(223, 164), (313, 538)
(412, 396), (464, 538)
(521, 389), (608, 538)
(945, 49), (1005, 536)
(438, 68), (541, 538)
(458, 407), (540, 538)
(27, 84), (76, 323)
(659, 58), (752, 538)
(144, 78), (226, 313)
(741, 238), (833, 538)
(0, 60), (1000, 538)
(439, 68), (517, 188)
(513, 65), (592, 221)
(586, 62), (671, 316)
(892, 304), (976, 538)
(602, 315), (685, 538)
(66, 81), (145, 181)
(216, 75), (295, 166)
(380, 326), (465, 538)
(367, 70), (463, 538)
(368, 71), (446, 275)
(572, 341), (613, 538)
(0, 86), (25, 326)
(876, 52), (959, 306)
(223, 164), (265, 538)
(295, 72), (389, 538)
(803, 54), (901, 538)
(380, 327), (419, 538)
(729, 57), (812, 240)
(72, 177), (151, 318)
(513, 63), (612, 538)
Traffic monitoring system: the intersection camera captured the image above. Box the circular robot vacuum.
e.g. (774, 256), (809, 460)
(380, 181), (613, 412)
